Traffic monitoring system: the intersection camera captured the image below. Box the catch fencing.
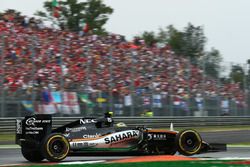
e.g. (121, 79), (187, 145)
(1, 34), (250, 117)
(1, 116), (250, 134)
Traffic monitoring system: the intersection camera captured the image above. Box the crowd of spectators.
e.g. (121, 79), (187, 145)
(0, 12), (247, 114)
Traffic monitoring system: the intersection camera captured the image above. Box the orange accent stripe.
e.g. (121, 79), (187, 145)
(111, 155), (198, 163)
(146, 129), (177, 134)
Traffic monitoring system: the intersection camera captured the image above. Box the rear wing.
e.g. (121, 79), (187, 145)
(16, 114), (52, 145)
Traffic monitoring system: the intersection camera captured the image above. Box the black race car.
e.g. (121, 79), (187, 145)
(16, 114), (225, 162)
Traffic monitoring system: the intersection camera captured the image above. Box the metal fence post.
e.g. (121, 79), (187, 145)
(130, 50), (136, 116)
(243, 63), (248, 116)
(0, 34), (5, 117)
(247, 60), (250, 116)
(169, 52), (173, 116)
(30, 36), (37, 114)
(85, 46), (90, 115)
(59, 38), (65, 117)
(202, 56), (206, 115)
(187, 57), (191, 116)
(108, 47), (114, 113)
(217, 65), (222, 116)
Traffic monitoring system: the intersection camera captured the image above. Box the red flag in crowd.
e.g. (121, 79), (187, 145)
(52, 0), (60, 18)
(83, 23), (89, 33)
(79, 19), (89, 33)
(129, 43), (139, 49)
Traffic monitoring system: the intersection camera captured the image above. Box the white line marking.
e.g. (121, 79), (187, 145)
(59, 160), (105, 165)
(228, 145), (250, 148)
(200, 157), (250, 160)
(0, 145), (20, 149)
(0, 164), (20, 167)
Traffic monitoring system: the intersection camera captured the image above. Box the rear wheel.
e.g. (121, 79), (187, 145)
(21, 146), (44, 162)
(147, 145), (177, 155)
(42, 133), (69, 162)
(164, 146), (177, 155)
(176, 129), (202, 156)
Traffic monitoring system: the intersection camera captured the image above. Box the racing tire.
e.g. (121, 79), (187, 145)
(164, 147), (177, 155)
(176, 129), (202, 156)
(21, 146), (44, 162)
(41, 133), (70, 162)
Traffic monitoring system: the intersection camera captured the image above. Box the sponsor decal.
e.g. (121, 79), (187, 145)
(42, 120), (51, 123)
(83, 133), (101, 139)
(65, 127), (87, 132)
(25, 127), (43, 131)
(25, 131), (39, 134)
(25, 117), (40, 126)
(16, 120), (22, 134)
(104, 130), (139, 144)
(71, 142), (97, 148)
(25, 117), (51, 126)
(80, 119), (97, 124)
(148, 133), (167, 140)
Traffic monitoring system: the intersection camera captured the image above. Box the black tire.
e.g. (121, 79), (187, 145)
(176, 129), (202, 156)
(42, 133), (70, 162)
(164, 146), (177, 155)
(21, 146), (44, 162)
(147, 145), (177, 155)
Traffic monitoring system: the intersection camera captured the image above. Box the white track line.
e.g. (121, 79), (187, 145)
(0, 160), (105, 167)
(200, 157), (250, 160)
(228, 145), (250, 148)
(59, 160), (105, 165)
(0, 164), (20, 167)
(0, 145), (20, 149)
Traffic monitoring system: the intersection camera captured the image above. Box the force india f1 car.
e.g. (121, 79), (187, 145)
(16, 114), (226, 162)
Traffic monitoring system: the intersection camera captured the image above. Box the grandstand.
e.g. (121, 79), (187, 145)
(0, 12), (249, 117)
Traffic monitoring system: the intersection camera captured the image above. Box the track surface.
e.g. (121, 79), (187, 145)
(1, 130), (250, 166)
(0, 147), (250, 166)
(200, 130), (250, 144)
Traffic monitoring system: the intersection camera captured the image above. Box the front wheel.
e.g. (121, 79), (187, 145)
(164, 146), (177, 155)
(176, 129), (202, 156)
(42, 133), (70, 162)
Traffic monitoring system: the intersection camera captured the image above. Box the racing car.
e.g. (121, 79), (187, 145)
(16, 113), (225, 162)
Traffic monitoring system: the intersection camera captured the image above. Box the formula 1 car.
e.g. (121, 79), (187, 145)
(16, 114), (225, 162)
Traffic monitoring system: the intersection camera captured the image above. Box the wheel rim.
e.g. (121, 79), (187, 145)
(180, 132), (200, 152)
(49, 138), (67, 157)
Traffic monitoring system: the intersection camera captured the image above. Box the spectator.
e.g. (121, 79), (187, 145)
(0, 13), (246, 116)
(221, 97), (230, 116)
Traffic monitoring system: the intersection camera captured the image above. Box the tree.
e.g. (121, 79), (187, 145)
(35, 0), (113, 34)
(143, 23), (207, 59)
(134, 31), (158, 47)
(247, 60), (250, 88)
(202, 48), (222, 78)
(0, 9), (21, 18)
(3, 9), (21, 16)
(0, 9), (22, 22)
(229, 64), (245, 89)
(161, 25), (186, 56)
(182, 23), (206, 58)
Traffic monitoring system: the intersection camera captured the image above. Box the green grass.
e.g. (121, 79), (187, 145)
(0, 134), (15, 142)
(19, 161), (250, 167)
(229, 142), (250, 145)
(174, 125), (250, 132)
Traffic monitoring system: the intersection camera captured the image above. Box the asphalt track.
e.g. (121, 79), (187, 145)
(1, 130), (250, 166)
(1, 147), (250, 166)
(200, 130), (250, 144)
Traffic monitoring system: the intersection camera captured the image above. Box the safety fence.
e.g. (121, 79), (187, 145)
(1, 30), (250, 118)
(1, 116), (250, 134)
